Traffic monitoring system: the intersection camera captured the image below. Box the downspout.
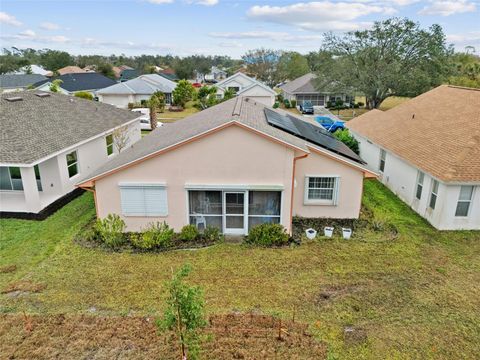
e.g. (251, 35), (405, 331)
(290, 153), (309, 234)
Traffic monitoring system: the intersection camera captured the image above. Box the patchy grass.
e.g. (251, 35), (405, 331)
(0, 181), (479, 359)
(157, 101), (199, 123)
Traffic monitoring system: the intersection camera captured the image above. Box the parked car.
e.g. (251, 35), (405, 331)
(132, 108), (163, 131)
(315, 116), (345, 132)
(299, 101), (314, 114)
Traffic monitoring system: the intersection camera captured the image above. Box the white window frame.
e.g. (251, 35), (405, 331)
(66, 150), (79, 179)
(415, 171), (424, 200)
(429, 179), (439, 210)
(119, 183), (168, 217)
(304, 175), (340, 206)
(0, 166), (23, 191)
(379, 149), (386, 173)
(455, 185), (474, 217)
(105, 134), (114, 157)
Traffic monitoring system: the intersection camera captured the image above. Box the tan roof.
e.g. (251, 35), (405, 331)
(347, 85), (480, 183)
(57, 66), (87, 75)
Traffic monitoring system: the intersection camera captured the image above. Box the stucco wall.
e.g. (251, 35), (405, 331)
(238, 85), (275, 106)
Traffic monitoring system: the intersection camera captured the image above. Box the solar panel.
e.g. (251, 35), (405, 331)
(264, 108), (364, 164)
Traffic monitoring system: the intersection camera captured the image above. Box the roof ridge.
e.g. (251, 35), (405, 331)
(232, 96), (243, 116)
(446, 84), (480, 92)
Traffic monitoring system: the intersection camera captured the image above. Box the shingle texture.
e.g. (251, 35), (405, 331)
(0, 74), (47, 89)
(80, 96), (364, 183)
(97, 74), (176, 95)
(347, 85), (480, 183)
(35, 73), (117, 92)
(279, 73), (318, 94)
(0, 91), (139, 165)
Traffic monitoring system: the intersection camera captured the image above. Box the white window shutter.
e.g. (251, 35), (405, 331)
(333, 177), (340, 205)
(120, 187), (146, 216)
(144, 187), (168, 216)
(120, 185), (168, 216)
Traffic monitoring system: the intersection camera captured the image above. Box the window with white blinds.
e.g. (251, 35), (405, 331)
(119, 184), (168, 216)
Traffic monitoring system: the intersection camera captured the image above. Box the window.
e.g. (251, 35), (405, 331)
(34, 165), (42, 191)
(120, 184), (168, 216)
(248, 191), (281, 230)
(455, 186), (474, 217)
(429, 180), (439, 210)
(304, 176), (339, 205)
(66, 151), (78, 178)
(0, 166), (23, 191)
(415, 171), (424, 200)
(188, 191), (222, 230)
(106, 134), (114, 156)
(379, 149), (386, 172)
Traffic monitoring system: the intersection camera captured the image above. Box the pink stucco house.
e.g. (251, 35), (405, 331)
(78, 97), (375, 234)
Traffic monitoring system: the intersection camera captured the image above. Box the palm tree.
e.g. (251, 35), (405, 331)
(148, 96), (160, 130)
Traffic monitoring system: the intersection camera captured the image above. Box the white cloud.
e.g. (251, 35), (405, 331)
(209, 30), (324, 42)
(18, 29), (36, 38)
(2, 30), (70, 44)
(0, 12), (22, 27)
(193, 0), (219, 5)
(40, 22), (60, 30)
(218, 41), (244, 48)
(246, 2), (396, 32)
(447, 31), (480, 51)
(419, 0), (476, 16)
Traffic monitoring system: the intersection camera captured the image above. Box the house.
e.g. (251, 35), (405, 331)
(159, 68), (179, 81)
(0, 91), (141, 217)
(97, 74), (177, 108)
(12, 64), (52, 76)
(0, 74), (48, 93)
(33, 73), (117, 97)
(113, 65), (132, 79)
(280, 73), (353, 107)
(204, 66), (228, 82)
(347, 85), (480, 230)
(119, 69), (141, 82)
(56, 66), (87, 76)
(215, 72), (276, 106)
(77, 96), (375, 234)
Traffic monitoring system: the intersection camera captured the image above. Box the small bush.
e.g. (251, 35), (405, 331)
(94, 214), (126, 248)
(357, 101), (365, 107)
(290, 99), (297, 108)
(283, 99), (291, 108)
(131, 222), (174, 250)
(74, 91), (93, 100)
(326, 101), (333, 108)
(203, 226), (223, 242)
(277, 93), (284, 103)
(353, 103), (360, 108)
(245, 223), (289, 247)
(273, 102), (279, 109)
(179, 224), (199, 241)
(334, 128), (360, 155)
(127, 102), (134, 109)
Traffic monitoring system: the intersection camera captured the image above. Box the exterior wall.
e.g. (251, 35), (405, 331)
(292, 150), (364, 219)
(0, 120), (141, 213)
(99, 93), (171, 109)
(352, 131), (480, 230)
(216, 75), (254, 97)
(95, 125), (296, 232)
(238, 86), (275, 106)
(36, 82), (70, 95)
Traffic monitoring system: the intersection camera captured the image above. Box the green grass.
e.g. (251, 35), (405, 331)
(1, 181), (479, 359)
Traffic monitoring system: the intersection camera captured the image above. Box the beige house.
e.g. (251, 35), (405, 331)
(78, 97), (375, 234)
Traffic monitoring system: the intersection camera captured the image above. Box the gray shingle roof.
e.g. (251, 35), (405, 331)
(0, 74), (48, 89)
(279, 73), (318, 94)
(97, 74), (177, 95)
(78, 96), (365, 184)
(34, 73), (117, 92)
(0, 91), (139, 165)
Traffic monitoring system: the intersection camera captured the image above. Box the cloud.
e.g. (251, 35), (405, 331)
(447, 31), (480, 51)
(0, 12), (22, 27)
(209, 30), (324, 42)
(218, 41), (244, 48)
(18, 29), (36, 38)
(192, 0), (219, 5)
(1, 30), (70, 43)
(246, 2), (396, 32)
(40, 22), (60, 30)
(418, 0), (476, 16)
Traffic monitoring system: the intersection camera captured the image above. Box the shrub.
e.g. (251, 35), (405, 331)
(357, 101), (365, 107)
(131, 222), (174, 250)
(245, 223), (289, 247)
(74, 91), (93, 100)
(334, 128), (360, 155)
(326, 100), (333, 108)
(277, 93), (284, 103)
(353, 103), (360, 108)
(283, 99), (291, 108)
(94, 214), (126, 248)
(180, 224), (199, 242)
(273, 102), (280, 109)
(290, 99), (297, 108)
(202, 226), (223, 242)
(127, 102), (134, 109)
(140, 99), (147, 106)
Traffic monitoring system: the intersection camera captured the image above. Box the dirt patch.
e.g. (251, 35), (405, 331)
(343, 326), (368, 345)
(0, 264), (17, 274)
(315, 284), (363, 304)
(0, 313), (327, 359)
(1, 281), (46, 295)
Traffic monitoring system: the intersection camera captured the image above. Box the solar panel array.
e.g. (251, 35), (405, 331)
(264, 108), (364, 164)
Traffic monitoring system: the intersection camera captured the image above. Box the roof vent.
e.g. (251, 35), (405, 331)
(4, 96), (23, 102)
(35, 93), (50, 98)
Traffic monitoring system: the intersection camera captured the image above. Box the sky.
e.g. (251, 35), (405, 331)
(0, 0), (479, 58)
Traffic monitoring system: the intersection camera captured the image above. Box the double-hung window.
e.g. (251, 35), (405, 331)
(415, 171), (424, 200)
(429, 180), (439, 210)
(304, 176), (339, 205)
(120, 184), (168, 216)
(66, 151), (79, 178)
(106, 134), (114, 156)
(379, 149), (386, 172)
(455, 186), (474, 217)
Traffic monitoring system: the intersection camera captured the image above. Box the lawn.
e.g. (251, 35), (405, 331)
(1, 181), (479, 359)
(157, 101), (199, 123)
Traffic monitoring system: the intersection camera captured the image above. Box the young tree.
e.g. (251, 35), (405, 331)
(222, 88), (235, 101)
(151, 91), (166, 113)
(148, 96), (160, 130)
(113, 125), (130, 152)
(318, 18), (452, 109)
(158, 264), (206, 360)
(172, 80), (195, 108)
(49, 79), (63, 93)
(197, 85), (217, 109)
(242, 48), (282, 87)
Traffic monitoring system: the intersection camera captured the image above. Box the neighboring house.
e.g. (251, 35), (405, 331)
(12, 64), (52, 76)
(34, 73), (117, 96)
(280, 73), (353, 107)
(159, 68), (179, 81)
(113, 65), (133, 79)
(57, 66), (87, 75)
(119, 69), (141, 82)
(97, 74), (177, 108)
(0, 74), (48, 93)
(204, 66), (228, 82)
(215, 72), (276, 106)
(347, 85), (480, 230)
(0, 91), (141, 216)
(77, 97), (375, 234)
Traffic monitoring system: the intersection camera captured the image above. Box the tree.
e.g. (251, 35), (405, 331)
(242, 48), (282, 87)
(334, 129), (360, 155)
(151, 91), (166, 113)
(0, 48), (29, 74)
(172, 80), (195, 108)
(39, 50), (73, 71)
(113, 125), (130, 152)
(447, 52), (480, 88)
(222, 88), (235, 101)
(147, 96), (160, 130)
(158, 264), (206, 360)
(196, 85), (217, 109)
(318, 18), (452, 109)
(49, 79), (63, 93)
(74, 91), (94, 100)
(277, 52), (309, 80)
(96, 62), (115, 79)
